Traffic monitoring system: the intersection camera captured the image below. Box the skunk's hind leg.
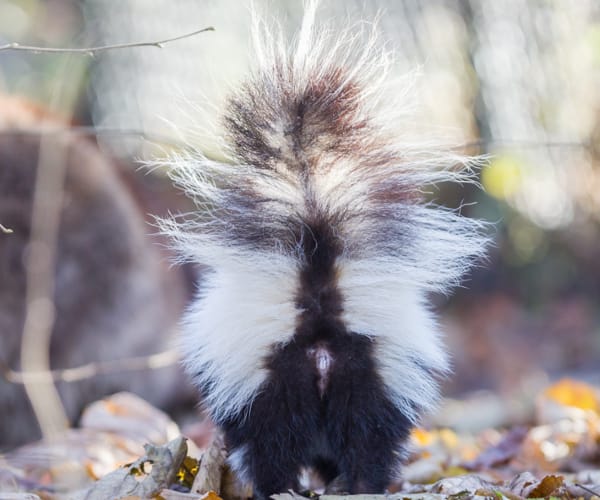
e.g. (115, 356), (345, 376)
(325, 408), (410, 493)
(229, 439), (301, 500)
(222, 355), (321, 500)
(324, 333), (414, 493)
(225, 410), (307, 499)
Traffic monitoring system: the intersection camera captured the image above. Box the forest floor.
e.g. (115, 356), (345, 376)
(1, 379), (599, 500)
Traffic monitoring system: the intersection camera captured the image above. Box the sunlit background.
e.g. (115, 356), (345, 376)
(1, 0), (599, 430)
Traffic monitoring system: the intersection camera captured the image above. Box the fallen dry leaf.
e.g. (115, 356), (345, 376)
(519, 414), (600, 471)
(504, 471), (564, 498)
(524, 474), (564, 498)
(567, 482), (600, 498)
(190, 432), (226, 495)
(0, 494), (41, 500)
(79, 436), (187, 500)
(543, 379), (600, 413)
(5, 380), (600, 500)
(201, 491), (224, 500)
(81, 392), (181, 445)
(409, 428), (480, 469)
(5, 430), (145, 492)
(159, 491), (203, 500)
(429, 473), (499, 495)
(3, 392), (186, 494)
(159, 490), (222, 500)
(464, 426), (528, 471)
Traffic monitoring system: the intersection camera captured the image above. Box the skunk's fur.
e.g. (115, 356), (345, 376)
(161, 2), (488, 497)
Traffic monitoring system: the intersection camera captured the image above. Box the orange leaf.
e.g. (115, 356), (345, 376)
(525, 474), (564, 498)
(201, 491), (223, 500)
(411, 428), (435, 447)
(543, 379), (599, 412)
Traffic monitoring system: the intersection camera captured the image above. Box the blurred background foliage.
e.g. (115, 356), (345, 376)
(1, 0), (599, 404)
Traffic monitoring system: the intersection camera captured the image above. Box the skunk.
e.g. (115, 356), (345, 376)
(160, 1), (488, 497)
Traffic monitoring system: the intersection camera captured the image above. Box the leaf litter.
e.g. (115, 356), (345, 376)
(0, 379), (599, 499)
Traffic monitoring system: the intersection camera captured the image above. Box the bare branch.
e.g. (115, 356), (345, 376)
(2, 127), (592, 156)
(0, 349), (179, 385)
(0, 223), (13, 234)
(0, 26), (214, 55)
(19, 56), (89, 441)
(0, 125), (191, 151)
(458, 139), (593, 151)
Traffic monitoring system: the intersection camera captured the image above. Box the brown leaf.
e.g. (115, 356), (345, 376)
(525, 474), (564, 498)
(504, 472), (564, 498)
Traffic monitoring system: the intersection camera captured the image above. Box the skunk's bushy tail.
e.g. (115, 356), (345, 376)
(159, 1), (488, 424)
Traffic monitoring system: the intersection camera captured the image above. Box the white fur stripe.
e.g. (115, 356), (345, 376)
(178, 252), (299, 421)
(338, 259), (450, 421)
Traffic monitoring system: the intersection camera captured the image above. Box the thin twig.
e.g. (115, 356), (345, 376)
(18, 54), (87, 441)
(0, 223), (13, 234)
(575, 483), (600, 498)
(0, 125), (191, 151)
(0, 349), (179, 384)
(21, 134), (70, 439)
(1, 127), (592, 154)
(458, 139), (592, 151)
(0, 27), (214, 55)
